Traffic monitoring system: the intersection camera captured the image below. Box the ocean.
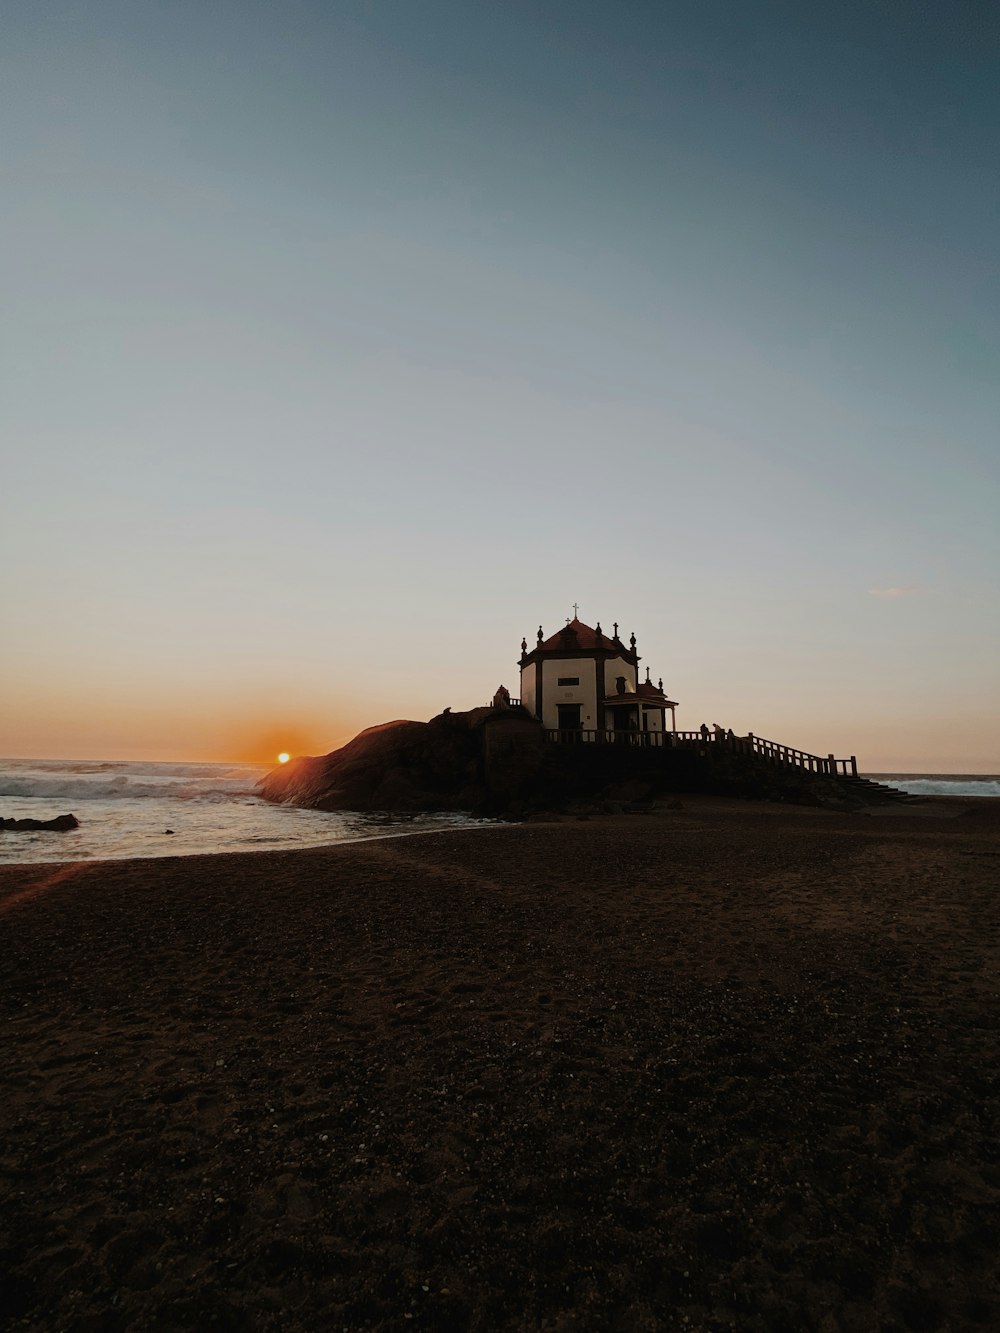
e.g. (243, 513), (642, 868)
(1, 760), (997, 866)
(0, 759), (492, 865)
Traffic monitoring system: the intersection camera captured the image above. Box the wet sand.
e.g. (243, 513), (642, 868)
(1, 797), (998, 1331)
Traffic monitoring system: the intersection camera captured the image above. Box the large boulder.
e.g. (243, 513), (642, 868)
(257, 711), (546, 815)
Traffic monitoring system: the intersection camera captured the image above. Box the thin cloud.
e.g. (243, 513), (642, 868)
(867, 585), (921, 598)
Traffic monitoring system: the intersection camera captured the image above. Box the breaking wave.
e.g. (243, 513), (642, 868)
(0, 761), (265, 803)
(868, 775), (1000, 798)
(0, 757), (493, 864)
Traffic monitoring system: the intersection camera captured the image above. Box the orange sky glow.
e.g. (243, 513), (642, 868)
(2, 641), (997, 774)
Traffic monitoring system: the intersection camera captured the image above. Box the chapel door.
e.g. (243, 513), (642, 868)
(557, 704), (582, 734)
(612, 707), (638, 741)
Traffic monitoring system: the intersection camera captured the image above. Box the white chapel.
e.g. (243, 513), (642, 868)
(517, 614), (678, 737)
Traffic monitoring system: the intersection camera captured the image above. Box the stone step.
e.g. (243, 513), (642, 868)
(843, 777), (914, 800)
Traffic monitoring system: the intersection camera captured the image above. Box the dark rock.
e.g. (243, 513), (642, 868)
(256, 706), (879, 818)
(0, 813), (79, 832)
(603, 779), (654, 803)
(257, 709), (548, 817)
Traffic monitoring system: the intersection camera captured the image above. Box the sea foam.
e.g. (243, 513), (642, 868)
(867, 775), (1000, 799)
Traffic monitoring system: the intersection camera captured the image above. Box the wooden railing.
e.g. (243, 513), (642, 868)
(544, 730), (697, 748)
(543, 727), (857, 776)
(545, 729), (641, 746)
(743, 733), (858, 777)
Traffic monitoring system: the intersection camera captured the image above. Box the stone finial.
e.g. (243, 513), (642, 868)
(595, 621), (602, 639)
(645, 666), (651, 682)
(612, 622), (619, 640)
(629, 632), (637, 651)
(658, 677), (664, 692)
(521, 636), (527, 654)
(537, 625), (543, 643)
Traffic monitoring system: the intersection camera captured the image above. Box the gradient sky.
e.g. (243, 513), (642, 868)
(2, 1), (997, 770)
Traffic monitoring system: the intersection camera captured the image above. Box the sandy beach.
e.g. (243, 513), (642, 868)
(1, 797), (998, 1331)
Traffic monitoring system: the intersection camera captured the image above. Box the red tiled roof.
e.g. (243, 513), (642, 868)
(536, 618), (623, 654)
(636, 680), (665, 700)
(604, 683), (676, 706)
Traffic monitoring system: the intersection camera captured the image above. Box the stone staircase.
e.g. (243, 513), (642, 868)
(840, 775), (915, 802)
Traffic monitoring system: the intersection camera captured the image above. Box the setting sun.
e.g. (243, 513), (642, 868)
(277, 752), (290, 764)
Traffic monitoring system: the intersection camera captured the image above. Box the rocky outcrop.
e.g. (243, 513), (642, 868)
(257, 711), (545, 815)
(1, 814), (79, 832)
(258, 710), (879, 817)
